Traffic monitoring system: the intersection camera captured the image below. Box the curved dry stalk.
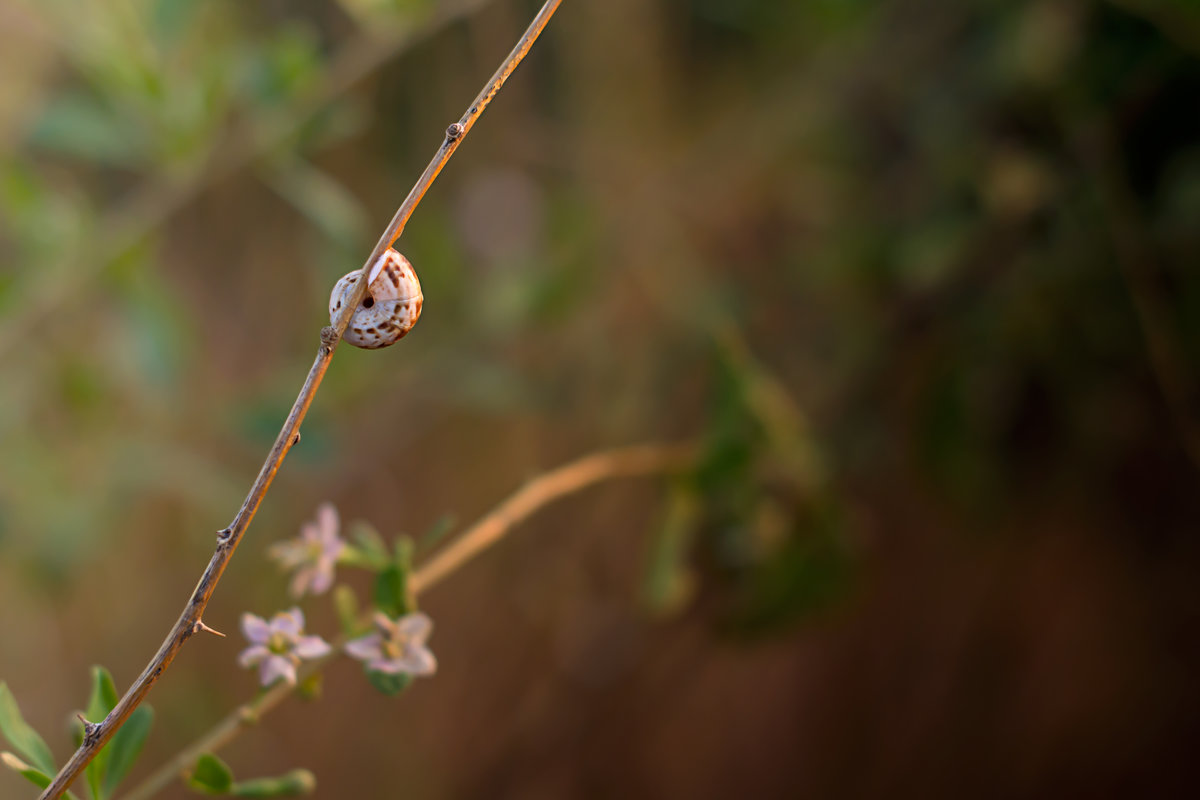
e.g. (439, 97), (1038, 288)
(120, 441), (695, 800)
(38, 2), (562, 797)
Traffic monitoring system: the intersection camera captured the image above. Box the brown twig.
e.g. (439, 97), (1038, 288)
(38, 2), (562, 797)
(119, 440), (694, 800)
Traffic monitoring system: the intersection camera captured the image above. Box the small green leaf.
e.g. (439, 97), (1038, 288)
(365, 668), (412, 697)
(231, 768), (316, 796)
(373, 566), (405, 618)
(394, 535), (414, 571)
(84, 666), (119, 722)
(187, 753), (234, 794)
(296, 672), (323, 701)
(642, 484), (701, 617)
(372, 535), (416, 617)
(0, 683), (56, 774)
(416, 514), (454, 554)
(101, 706), (153, 797)
(2, 751), (51, 789)
(84, 665), (119, 800)
(333, 585), (361, 636)
(349, 522), (390, 569)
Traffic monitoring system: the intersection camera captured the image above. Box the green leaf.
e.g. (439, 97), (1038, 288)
(83, 666), (119, 799)
(296, 672), (323, 702)
(365, 668), (412, 697)
(101, 706), (153, 797)
(84, 666), (119, 723)
(187, 752), (234, 794)
(642, 484), (701, 617)
(372, 566), (406, 618)
(2, 751), (51, 789)
(0, 683), (56, 774)
(394, 535), (414, 572)
(231, 768), (316, 796)
(333, 585), (361, 636)
(415, 514), (455, 554)
(374, 535), (416, 617)
(349, 522), (390, 569)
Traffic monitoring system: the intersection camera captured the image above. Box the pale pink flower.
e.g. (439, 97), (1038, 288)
(238, 608), (331, 687)
(345, 612), (437, 676)
(269, 503), (345, 598)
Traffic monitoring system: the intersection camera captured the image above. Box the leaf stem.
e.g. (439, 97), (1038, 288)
(37, 2), (562, 797)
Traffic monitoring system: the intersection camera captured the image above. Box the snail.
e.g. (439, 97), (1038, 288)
(329, 249), (423, 349)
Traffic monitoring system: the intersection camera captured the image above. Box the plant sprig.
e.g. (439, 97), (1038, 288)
(34, 2), (563, 797)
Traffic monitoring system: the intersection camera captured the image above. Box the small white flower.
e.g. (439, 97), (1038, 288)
(269, 503), (345, 599)
(238, 608), (332, 687)
(345, 612), (437, 677)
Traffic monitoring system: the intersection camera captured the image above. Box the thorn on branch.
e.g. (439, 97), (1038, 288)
(76, 714), (102, 746)
(193, 619), (226, 638)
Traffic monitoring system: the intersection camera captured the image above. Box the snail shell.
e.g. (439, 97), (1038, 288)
(329, 249), (423, 349)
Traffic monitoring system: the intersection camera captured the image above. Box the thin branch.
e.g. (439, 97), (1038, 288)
(120, 440), (695, 800)
(38, 2), (562, 797)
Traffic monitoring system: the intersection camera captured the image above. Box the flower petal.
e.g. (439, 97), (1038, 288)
(398, 643), (437, 676)
(259, 655), (297, 687)
(238, 645), (269, 668)
(294, 635), (332, 660)
(321, 537), (345, 561)
(396, 612), (433, 643)
(289, 568), (314, 600)
(316, 503), (339, 540)
(273, 607), (304, 636)
(345, 634), (382, 662)
(299, 521), (320, 544)
(268, 540), (304, 570)
(368, 658), (407, 674)
(241, 613), (271, 644)
(308, 565), (334, 596)
(371, 612), (400, 639)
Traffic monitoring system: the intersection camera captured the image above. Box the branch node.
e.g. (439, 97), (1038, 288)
(320, 326), (339, 349)
(446, 122), (465, 140)
(77, 714), (102, 746)
(216, 527), (233, 543)
(193, 620), (227, 638)
(291, 432), (301, 447)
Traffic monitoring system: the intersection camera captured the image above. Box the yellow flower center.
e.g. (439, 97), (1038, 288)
(267, 632), (291, 655)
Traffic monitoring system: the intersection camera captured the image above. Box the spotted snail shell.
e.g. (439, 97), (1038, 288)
(329, 249), (423, 349)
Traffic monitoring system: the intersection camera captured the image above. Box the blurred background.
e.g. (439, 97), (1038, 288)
(2, 0), (1199, 797)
